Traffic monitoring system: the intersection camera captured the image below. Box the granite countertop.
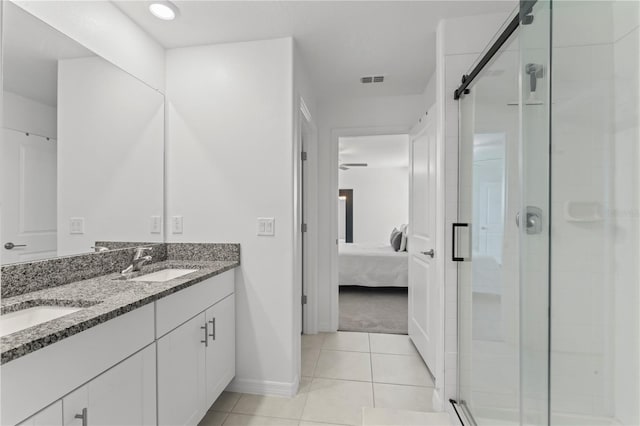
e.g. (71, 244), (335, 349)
(0, 260), (239, 365)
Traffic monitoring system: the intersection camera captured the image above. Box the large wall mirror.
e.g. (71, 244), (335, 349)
(0, 2), (165, 265)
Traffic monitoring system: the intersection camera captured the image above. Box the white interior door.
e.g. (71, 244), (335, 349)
(473, 158), (504, 260)
(408, 108), (439, 373)
(1, 129), (57, 263)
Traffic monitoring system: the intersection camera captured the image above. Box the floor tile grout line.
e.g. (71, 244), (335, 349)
(307, 375), (434, 389)
(312, 375), (373, 383)
(224, 411), (307, 423)
(311, 347), (321, 377)
(301, 376), (368, 426)
(318, 348), (371, 354)
(371, 381), (435, 389)
(368, 332), (376, 409)
(297, 374), (314, 421)
(229, 393), (242, 413)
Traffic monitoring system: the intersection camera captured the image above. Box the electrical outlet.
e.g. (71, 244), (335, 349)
(172, 216), (183, 234)
(70, 217), (85, 235)
(150, 216), (162, 234)
(257, 217), (275, 236)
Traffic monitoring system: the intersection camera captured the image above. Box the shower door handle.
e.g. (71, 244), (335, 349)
(452, 223), (469, 262)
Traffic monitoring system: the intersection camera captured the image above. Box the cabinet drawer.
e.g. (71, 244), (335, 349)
(156, 270), (234, 338)
(1, 304), (154, 426)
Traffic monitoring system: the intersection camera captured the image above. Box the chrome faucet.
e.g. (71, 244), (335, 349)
(121, 247), (153, 275)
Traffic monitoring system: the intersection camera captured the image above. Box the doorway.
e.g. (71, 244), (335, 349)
(336, 133), (410, 335)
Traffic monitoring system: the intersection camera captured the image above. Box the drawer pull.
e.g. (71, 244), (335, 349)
(201, 323), (208, 347)
(209, 318), (216, 341)
(75, 408), (88, 426)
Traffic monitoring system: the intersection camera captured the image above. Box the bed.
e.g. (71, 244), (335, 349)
(339, 242), (408, 287)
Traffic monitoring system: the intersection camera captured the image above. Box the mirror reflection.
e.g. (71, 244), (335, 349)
(0, 2), (165, 265)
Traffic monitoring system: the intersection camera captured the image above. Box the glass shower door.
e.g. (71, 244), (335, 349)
(457, 32), (521, 426)
(518, 1), (551, 426)
(459, 1), (640, 424)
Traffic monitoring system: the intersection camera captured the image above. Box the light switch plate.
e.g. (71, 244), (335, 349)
(70, 217), (85, 234)
(257, 217), (275, 236)
(172, 216), (183, 234)
(150, 216), (162, 234)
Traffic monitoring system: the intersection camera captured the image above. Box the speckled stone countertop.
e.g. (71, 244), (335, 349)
(1, 259), (238, 365)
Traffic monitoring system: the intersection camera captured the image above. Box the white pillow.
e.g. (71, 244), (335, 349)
(399, 224), (408, 251)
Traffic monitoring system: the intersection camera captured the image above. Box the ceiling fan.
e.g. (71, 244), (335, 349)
(339, 163), (368, 171)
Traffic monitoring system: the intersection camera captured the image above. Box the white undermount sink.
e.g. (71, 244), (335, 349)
(0, 306), (83, 337)
(128, 268), (197, 283)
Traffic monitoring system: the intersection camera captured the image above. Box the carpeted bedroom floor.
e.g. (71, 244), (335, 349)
(338, 286), (408, 335)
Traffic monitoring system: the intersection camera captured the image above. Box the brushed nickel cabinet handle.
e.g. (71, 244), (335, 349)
(209, 318), (216, 341)
(201, 323), (208, 347)
(75, 408), (88, 426)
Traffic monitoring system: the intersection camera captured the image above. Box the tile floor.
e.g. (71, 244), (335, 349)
(199, 332), (442, 426)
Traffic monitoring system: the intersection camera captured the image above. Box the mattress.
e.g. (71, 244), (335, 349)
(339, 243), (408, 287)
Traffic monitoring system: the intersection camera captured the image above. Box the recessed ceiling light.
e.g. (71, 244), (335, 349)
(149, 1), (179, 20)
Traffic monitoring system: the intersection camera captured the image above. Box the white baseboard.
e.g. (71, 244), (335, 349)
(317, 321), (336, 333)
(432, 387), (444, 411)
(226, 376), (299, 398)
(318, 322), (332, 333)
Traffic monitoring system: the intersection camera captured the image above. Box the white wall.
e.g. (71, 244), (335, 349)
(57, 57), (164, 255)
(611, 3), (640, 423)
(2, 91), (56, 139)
(166, 37), (301, 395)
(11, 0), (165, 91)
(550, 1), (639, 422)
(338, 166), (409, 244)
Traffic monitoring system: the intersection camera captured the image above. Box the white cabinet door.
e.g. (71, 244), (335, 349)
(18, 401), (62, 426)
(63, 345), (156, 426)
(205, 294), (236, 407)
(157, 313), (207, 426)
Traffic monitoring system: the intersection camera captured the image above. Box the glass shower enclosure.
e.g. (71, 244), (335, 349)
(455, 1), (640, 425)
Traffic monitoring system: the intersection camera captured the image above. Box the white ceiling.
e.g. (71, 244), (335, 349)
(113, 1), (516, 99)
(3, 2), (94, 107)
(339, 134), (409, 169)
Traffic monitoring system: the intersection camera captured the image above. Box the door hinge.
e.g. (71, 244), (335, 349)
(302, 295), (308, 305)
(301, 151), (308, 161)
(301, 223), (308, 233)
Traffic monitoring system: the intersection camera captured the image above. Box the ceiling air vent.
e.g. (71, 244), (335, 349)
(360, 75), (385, 84)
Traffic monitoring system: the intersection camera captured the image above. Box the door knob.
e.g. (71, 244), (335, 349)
(421, 249), (435, 258)
(4, 242), (27, 250)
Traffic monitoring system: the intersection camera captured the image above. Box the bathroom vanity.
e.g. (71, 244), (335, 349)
(0, 244), (240, 426)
